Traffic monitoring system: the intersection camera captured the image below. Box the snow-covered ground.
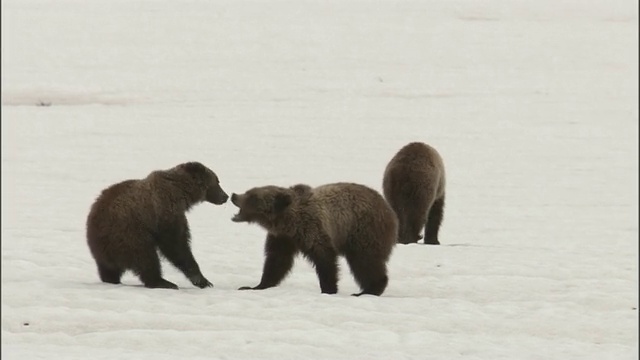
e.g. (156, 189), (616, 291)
(2, 0), (638, 359)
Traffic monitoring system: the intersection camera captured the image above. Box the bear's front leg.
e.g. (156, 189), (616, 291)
(239, 234), (297, 291)
(156, 220), (213, 289)
(160, 244), (212, 289)
(306, 248), (339, 295)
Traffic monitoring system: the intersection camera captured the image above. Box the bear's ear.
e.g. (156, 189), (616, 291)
(273, 192), (292, 213)
(290, 184), (312, 196)
(181, 162), (207, 176)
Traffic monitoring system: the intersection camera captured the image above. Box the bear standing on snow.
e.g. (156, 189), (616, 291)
(231, 183), (397, 296)
(382, 142), (446, 245)
(86, 162), (229, 290)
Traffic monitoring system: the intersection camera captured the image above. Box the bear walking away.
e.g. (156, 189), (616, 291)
(383, 142), (446, 245)
(231, 182), (397, 296)
(86, 162), (229, 290)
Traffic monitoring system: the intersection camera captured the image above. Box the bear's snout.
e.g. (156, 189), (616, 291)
(218, 192), (229, 204)
(230, 193), (248, 223)
(206, 186), (229, 205)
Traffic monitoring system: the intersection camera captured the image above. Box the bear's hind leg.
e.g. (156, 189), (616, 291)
(346, 253), (388, 296)
(424, 196), (444, 245)
(307, 248), (339, 295)
(408, 209), (429, 244)
(97, 262), (123, 284)
(398, 207), (426, 244)
(396, 214), (411, 244)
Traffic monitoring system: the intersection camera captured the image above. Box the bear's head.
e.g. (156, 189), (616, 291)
(230, 186), (294, 229)
(175, 162), (229, 205)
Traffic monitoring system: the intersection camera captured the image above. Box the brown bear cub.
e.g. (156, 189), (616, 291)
(383, 142), (446, 245)
(86, 162), (228, 290)
(231, 183), (397, 296)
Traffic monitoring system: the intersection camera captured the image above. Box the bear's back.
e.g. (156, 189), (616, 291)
(310, 183), (392, 249)
(384, 142), (446, 199)
(88, 178), (157, 228)
(386, 142), (444, 176)
(92, 179), (139, 214)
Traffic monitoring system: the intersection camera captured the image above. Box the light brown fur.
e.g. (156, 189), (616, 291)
(383, 142), (446, 245)
(231, 182), (397, 296)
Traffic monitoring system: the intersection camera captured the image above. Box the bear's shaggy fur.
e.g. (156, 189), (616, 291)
(86, 162), (228, 289)
(383, 142), (446, 245)
(231, 182), (397, 296)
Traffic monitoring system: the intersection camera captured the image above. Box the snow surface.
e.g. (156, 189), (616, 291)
(2, 0), (638, 359)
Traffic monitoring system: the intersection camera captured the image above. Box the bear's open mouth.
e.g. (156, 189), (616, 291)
(231, 213), (244, 222)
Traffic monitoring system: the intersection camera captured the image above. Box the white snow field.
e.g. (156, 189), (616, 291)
(2, 0), (638, 359)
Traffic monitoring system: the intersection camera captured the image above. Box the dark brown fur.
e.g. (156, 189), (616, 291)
(231, 182), (397, 296)
(383, 142), (446, 245)
(86, 162), (228, 289)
